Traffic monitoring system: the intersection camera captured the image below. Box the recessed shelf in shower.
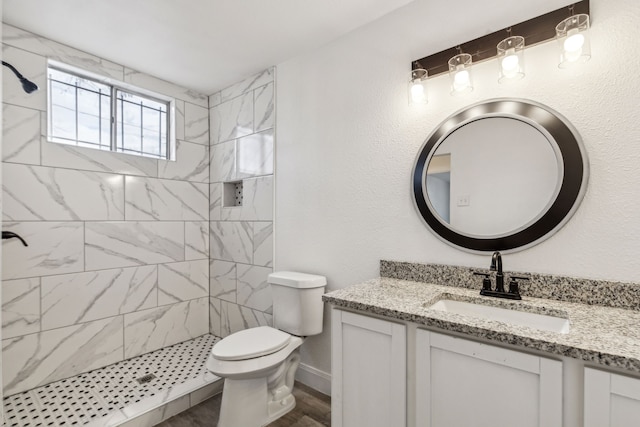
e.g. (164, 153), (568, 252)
(223, 181), (243, 207)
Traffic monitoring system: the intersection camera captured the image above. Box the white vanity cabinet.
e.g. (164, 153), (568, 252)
(331, 309), (407, 427)
(415, 329), (563, 427)
(584, 367), (640, 426)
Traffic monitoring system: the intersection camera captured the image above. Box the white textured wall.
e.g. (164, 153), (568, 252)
(276, 0), (640, 377)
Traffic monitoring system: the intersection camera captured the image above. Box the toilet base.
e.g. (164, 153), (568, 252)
(216, 351), (300, 427)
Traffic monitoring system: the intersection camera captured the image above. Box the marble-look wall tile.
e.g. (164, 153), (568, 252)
(174, 99), (185, 141)
(184, 103), (209, 145)
(237, 265), (273, 313)
(124, 177), (208, 221)
(2, 45), (47, 111)
(2, 278), (40, 339)
(3, 104), (41, 165)
(236, 130), (274, 178)
(240, 305), (272, 329)
(220, 176), (273, 221)
(254, 83), (274, 132)
(158, 260), (209, 305)
(210, 183), (222, 220)
(220, 301), (271, 337)
(210, 221), (253, 264)
(209, 92), (221, 108)
(40, 266), (158, 330)
(210, 260), (236, 303)
(124, 68), (208, 108)
(85, 222), (184, 270)
(42, 140), (158, 177)
(219, 68), (274, 103)
(3, 24), (124, 80)
(244, 176), (274, 220)
(253, 222), (274, 267)
(158, 140), (208, 183)
(185, 221), (209, 261)
(2, 316), (124, 395)
(123, 298), (208, 358)
(2, 221), (84, 280)
(209, 92), (253, 145)
(210, 140), (235, 183)
(210, 298), (222, 337)
(3, 163), (125, 221)
(220, 301), (244, 337)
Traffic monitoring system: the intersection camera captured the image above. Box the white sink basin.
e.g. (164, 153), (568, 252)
(428, 299), (570, 334)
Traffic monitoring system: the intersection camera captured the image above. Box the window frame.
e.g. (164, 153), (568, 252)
(46, 60), (175, 160)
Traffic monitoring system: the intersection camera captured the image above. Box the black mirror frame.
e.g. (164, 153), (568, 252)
(412, 98), (589, 253)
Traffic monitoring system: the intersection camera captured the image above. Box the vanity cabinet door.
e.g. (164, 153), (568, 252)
(584, 367), (640, 427)
(331, 309), (406, 427)
(415, 329), (562, 427)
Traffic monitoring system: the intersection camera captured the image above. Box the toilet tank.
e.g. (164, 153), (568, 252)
(268, 271), (326, 336)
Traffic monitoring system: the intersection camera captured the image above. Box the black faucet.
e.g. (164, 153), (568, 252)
(475, 251), (524, 300)
(490, 251), (504, 292)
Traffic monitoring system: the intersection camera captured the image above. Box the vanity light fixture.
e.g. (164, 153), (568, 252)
(497, 35), (525, 83)
(448, 51), (473, 94)
(409, 0), (590, 99)
(556, 13), (591, 67)
(409, 65), (428, 105)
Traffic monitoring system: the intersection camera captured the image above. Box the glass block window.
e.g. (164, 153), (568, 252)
(48, 65), (171, 159)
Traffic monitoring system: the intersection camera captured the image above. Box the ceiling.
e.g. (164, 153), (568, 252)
(2, 0), (416, 94)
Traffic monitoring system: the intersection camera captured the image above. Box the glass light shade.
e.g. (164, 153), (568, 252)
(448, 53), (473, 94)
(556, 14), (591, 68)
(497, 36), (525, 83)
(408, 68), (428, 105)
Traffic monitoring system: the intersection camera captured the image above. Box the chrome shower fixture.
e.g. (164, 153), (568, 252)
(2, 60), (39, 93)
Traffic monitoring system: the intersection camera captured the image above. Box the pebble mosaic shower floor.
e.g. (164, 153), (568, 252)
(4, 334), (220, 427)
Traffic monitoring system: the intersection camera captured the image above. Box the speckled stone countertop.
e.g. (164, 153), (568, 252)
(323, 277), (640, 374)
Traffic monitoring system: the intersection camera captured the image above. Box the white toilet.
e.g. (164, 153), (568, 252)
(206, 271), (327, 427)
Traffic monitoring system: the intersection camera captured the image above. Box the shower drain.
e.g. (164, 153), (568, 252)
(136, 373), (157, 384)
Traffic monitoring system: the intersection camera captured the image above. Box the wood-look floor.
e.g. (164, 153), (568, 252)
(156, 382), (331, 427)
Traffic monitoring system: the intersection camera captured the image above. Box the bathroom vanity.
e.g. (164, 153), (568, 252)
(324, 264), (640, 427)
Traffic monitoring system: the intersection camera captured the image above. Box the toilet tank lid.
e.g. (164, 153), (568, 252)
(268, 271), (327, 288)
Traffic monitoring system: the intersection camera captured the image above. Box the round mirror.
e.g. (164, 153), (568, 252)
(412, 98), (588, 253)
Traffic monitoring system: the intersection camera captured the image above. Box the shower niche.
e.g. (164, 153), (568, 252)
(223, 181), (244, 207)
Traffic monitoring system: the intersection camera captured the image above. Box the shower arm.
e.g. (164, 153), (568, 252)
(2, 231), (29, 247)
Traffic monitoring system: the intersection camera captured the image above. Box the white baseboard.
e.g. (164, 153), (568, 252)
(295, 362), (331, 396)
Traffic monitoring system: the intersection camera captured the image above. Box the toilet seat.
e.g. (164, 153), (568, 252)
(212, 326), (291, 361)
(208, 333), (304, 379)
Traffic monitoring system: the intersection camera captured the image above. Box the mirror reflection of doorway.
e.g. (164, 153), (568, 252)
(426, 154), (451, 223)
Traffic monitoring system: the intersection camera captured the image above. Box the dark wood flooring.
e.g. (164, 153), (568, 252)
(156, 382), (331, 427)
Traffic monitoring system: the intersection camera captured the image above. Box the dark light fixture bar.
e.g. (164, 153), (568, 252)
(412, 0), (590, 77)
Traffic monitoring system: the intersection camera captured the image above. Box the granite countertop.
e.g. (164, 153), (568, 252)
(323, 277), (640, 374)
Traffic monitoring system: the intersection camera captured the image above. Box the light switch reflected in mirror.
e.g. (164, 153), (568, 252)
(425, 117), (561, 237)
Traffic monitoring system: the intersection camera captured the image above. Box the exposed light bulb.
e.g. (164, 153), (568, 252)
(501, 54), (520, 78)
(563, 30), (585, 62)
(411, 82), (426, 104)
(453, 70), (471, 92)
(556, 14), (591, 68)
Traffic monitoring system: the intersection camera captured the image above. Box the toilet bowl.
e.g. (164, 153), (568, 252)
(207, 271), (326, 427)
(207, 327), (304, 426)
